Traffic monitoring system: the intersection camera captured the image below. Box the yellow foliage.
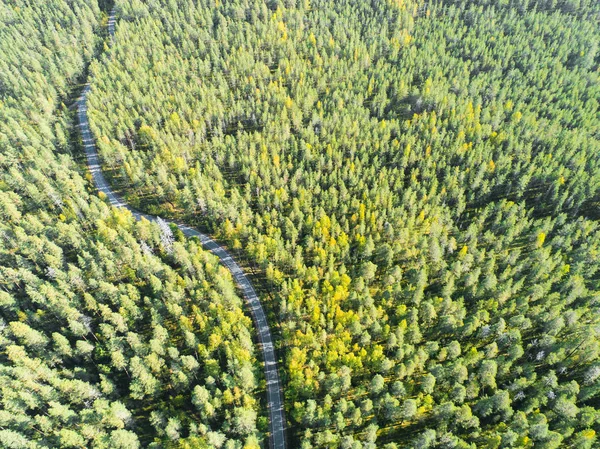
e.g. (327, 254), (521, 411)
(466, 101), (474, 120)
(582, 429), (596, 439)
(243, 439), (261, 449)
(517, 436), (532, 448)
(208, 333), (222, 351)
(289, 347), (307, 375)
(359, 203), (366, 221)
(223, 389), (234, 404)
(536, 232), (546, 248)
(169, 111), (181, 128)
(173, 156), (186, 173)
(311, 303), (321, 325)
(223, 219), (235, 238)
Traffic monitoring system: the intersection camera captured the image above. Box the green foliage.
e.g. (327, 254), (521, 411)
(0, 1), (261, 447)
(60, 0), (600, 447)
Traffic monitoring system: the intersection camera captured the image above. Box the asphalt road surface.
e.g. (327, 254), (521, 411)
(77, 9), (286, 449)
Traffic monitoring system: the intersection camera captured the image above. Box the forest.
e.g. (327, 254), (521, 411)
(2, 0), (600, 448)
(0, 1), (263, 448)
(86, 0), (600, 447)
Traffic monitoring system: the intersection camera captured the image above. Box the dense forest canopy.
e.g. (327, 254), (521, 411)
(0, 1), (263, 448)
(87, 0), (600, 447)
(1, 0), (599, 447)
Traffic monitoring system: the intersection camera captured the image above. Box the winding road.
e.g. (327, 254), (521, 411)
(78, 9), (286, 449)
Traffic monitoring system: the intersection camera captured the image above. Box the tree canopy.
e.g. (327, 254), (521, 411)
(0, 1), (262, 447)
(3, 0), (600, 447)
(88, 0), (600, 446)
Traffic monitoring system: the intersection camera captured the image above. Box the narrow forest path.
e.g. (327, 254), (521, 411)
(77, 9), (286, 449)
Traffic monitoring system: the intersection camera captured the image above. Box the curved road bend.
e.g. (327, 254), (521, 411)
(77, 9), (286, 449)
